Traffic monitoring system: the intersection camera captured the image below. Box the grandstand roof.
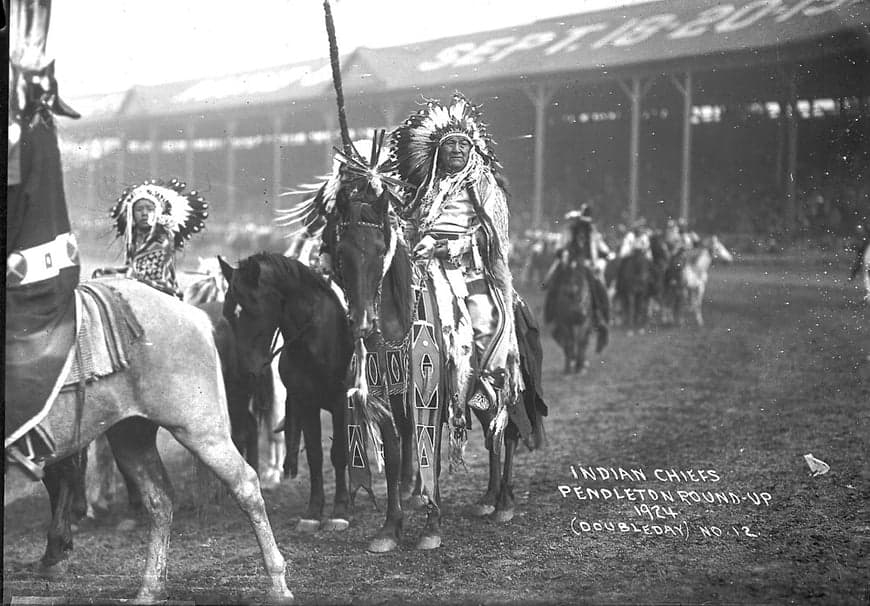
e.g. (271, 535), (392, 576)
(69, 0), (870, 122)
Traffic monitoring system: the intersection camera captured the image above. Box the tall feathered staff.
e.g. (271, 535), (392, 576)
(323, 0), (355, 158)
(275, 1), (408, 237)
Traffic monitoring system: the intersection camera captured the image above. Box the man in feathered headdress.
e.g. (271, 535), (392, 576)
(96, 179), (208, 298)
(391, 92), (521, 428)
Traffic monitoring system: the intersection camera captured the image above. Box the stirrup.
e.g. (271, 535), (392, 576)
(7, 445), (45, 480)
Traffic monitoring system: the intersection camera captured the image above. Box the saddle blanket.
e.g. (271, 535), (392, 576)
(65, 282), (144, 385)
(5, 281), (144, 453)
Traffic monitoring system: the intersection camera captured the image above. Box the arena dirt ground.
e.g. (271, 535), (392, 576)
(4, 249), (869, 605)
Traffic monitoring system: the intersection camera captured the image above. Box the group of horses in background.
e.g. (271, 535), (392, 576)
(610, 231), (735, 331)
(539, 225), (734, 374)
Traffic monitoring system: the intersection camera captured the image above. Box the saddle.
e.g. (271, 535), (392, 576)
(6, 281), (144, 479)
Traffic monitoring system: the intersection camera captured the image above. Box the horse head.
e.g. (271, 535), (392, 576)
(703, 235), (734, 263)
(327, 175), (397, 341)
(219, 255), (283, 376)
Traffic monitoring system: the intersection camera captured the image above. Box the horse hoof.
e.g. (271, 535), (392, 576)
(37, 559), (69, 578)
(260, 477), (280, 491)
(267, 588), (295, 605)
(116, 518), (139, 532)
(491, 508), (515, 523)
(473, 503), (495, 517)
(367, 537), (399, 553)
(406, 495), (428, 510)
(416, 535), (442, 550)
(134, 588), (167, 604)
(296, 519), (321, 533)
(321, 518), (350, 532)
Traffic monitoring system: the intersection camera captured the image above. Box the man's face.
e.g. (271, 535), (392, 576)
(437, 136), (472, 173)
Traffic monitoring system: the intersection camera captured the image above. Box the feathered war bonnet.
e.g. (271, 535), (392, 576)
(391, 92), (498, 200)
(110, 178), (209, 256)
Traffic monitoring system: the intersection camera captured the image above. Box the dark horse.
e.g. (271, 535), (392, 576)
(5, 5), (291, 600)
(616, 249), (654, 333)
(544, 262), (604, 373)
(196, 299), (278, 478)
(219, 253), (357, 532)
(304, 159), (546, 551)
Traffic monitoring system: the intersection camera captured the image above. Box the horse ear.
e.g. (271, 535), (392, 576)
(218, 255), (235, 282)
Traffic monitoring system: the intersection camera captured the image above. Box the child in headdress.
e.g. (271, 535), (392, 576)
(96, 178), (208, 298)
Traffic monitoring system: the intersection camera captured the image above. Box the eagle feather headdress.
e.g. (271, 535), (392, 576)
(391, 92), (497, 194)
(110, 178), (209, 255)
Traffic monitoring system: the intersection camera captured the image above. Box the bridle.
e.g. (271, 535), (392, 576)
(332, 211), (389, 340)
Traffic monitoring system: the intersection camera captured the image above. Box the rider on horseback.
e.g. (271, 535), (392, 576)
(97, 179), (209, 298)
(541, 205), (611, 340)
(392, 92), (522, 428)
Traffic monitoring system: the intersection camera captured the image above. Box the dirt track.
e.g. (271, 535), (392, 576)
(4, 250), (869, 605)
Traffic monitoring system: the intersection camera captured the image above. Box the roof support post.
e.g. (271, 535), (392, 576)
(184, 119), (196, 186)
(116, 131), (127, 188)
(383, 101), (397, 130)
(523, 83), (556, 229)
(785, 67), (799, 230)
(272, 114), (284, 205)
(148, 123), (159, 176)
(226, 119), (237, 214)
(669, 72), (693, 224)
(86, 139), (96, 209)
(619, 76), (654, 224)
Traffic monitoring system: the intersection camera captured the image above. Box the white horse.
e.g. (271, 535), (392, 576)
(672, 235), (733, 327)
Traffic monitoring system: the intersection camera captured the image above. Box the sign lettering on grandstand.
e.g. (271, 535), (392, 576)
(418, 0), (859, 71)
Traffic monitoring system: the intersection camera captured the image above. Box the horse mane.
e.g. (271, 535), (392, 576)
(383, 238), (414, 333)
(243, 252), (342, 308)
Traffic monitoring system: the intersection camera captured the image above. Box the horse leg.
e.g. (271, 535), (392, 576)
(168, 421), (292, 602)
(40, 454), (84, 572)
(492, 424), (518, 523)
(553, 325), (572, 374)
(244, 403), (260, 483)
(323, 403), (350, 531)
(468, 407), (499, 515)
(105, 419), (174, 603)
(227, 385), (256, 474)
(368, 418), (404, 553)
(576, 324), (590, 374)
(395, 400), (417, 503)
(694, 288), (705, 327)
(416, 419), (442, 550)
(297, 406), (324, 532)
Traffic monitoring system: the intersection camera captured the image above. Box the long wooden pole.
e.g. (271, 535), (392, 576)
(323, 0), (353, 153)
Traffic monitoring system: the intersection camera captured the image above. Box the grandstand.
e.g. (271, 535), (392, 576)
(61, 0), (869, 247)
